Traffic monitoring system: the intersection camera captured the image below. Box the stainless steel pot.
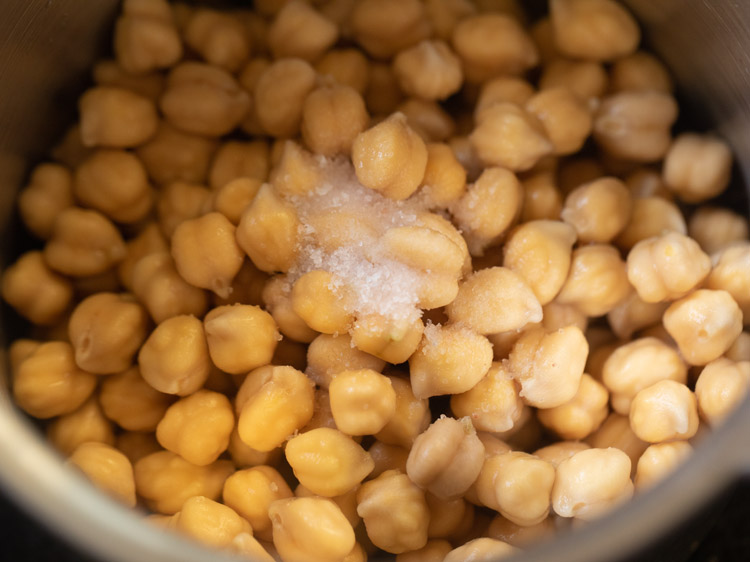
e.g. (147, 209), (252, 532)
(1, 1), (749, 561)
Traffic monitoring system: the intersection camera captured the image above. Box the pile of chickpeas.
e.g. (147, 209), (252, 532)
(3, 0), (750, 560)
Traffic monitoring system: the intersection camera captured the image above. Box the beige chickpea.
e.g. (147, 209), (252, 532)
(68, 292), (149, 374)
(451, 362), (523, 433)
(561, 177), (632, 243)
(443, 538), (515, 562)
(695, 358), (750, 427)
(254, 58), (317, 138)
(470, 103), (552, 172)
(237, 184), (300, 274)
(262, 276), (317, 343)
(305, 333), (385, 389)
(664, 289), (743, 366)
(236, 365), (315, 451)
(132, 252), (208, 324)
(68, 442), (136, 507)
(71, 270), (123, 299)
(552, 447), (633, 520)
(416, 143), (467, 209)
(624, 167), (673, 200)
(316, 49), (370, 94)
(173, 495), (252, 550)
(610, 51), (673, 93)
(329, 369), (396, 435)
(138, 314), (211, 396)
(227, 427), (282, 469)
(18, 162), (75, 240)
(475, 77), (535, 122)
(286, 428), (373, 497)
(92, 59), (165, 101)
(134, 450), (234, 514)
(452, 13), (538, 83)
(488, 514), (556, 548)
(446, 267), (542, 335)
(539, 59), (608, 101)
(398, 98), (457, 143)
(349, 0), (431, 59)
(185, 9), (250, 72)
(114, 0), (182, 74)
(156, 181), (212, 239)
(594, 91), (678, 162)
(8, 339), (41, 373)
(689, 207), (749, 255)
(52, 123), (93, 169)
(525, 87), (593, 156)
(269, 497), (355, 562)
(410, 323), (493, 399)
(136, 122), (217, 186)
(587, 413), (649, 473)
(212, 178), (262, 226)
(393, 40), (463, 102)
(475, 451), (555, 526)
(47, 396), (115, 455)
(357, 470), (430, 554)
(397, 539), (453, 562)
(537, 374), (609, 440)
(663, 133), (733, 203)
(615, 196), (687, 251)
(268, 140), (324, 198)
(507, 325), (588, 408)
(727, 331), (750, 362)
(542, 301), (589, 333)
(351, 313), (425, 365)
(352, 112), (428, 201)
(44, 207), (126, 277)
(706, 243), (750, 321)
(368, 440), (410, 479)
(78, 87), (157, 148)
(375, 375), (431, 449)
(406, 416), (485, 500)
(534, 441), (591, 468)
(117, 432), (162, 465)
(607, 292), (669, 340)
(520, 171), (563, 222)
(556, 244), (631, 317)
(12, 341), (97, 419)
(160, 62), (250, 137)
(425, 0), (476, 41)
(117, 223), (168, 291)
(100, 366), (173, 432)
(209, 140), (270, 191)
(268, 1), (338, 61)
(635, 441), (693, 491)
(365, 62), (404, 115)
(301, 83), (369, 158)
(424, 492), (473, 540)
(290, 270), (354, 335)
(550, 0), (640, 61)
(629, 380), (699, 442)
(2, 251), (73, 326)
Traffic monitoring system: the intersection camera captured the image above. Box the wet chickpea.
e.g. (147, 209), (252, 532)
(539, 59), (608, 101)
(329, 369), (396, 435)
(184, 9), (250, 72)
(209, 140), (270, 190)
(117, 223), (169, 291)
(537, 374), (609, 440)
(349, 0), (430, 59)
(706, 243), (750, 321)
(301, 83), (369, 157)
(99, 366), (174, 432)
(92, 59), (165, 101)
(368, 440), (410, 479)
(694, 358), (750, 427)
(254, 58), (317, 139)
(419, 142), (467, 208)
(534, 441), (590, 468)
(305, 333), (384, 389)
(47, 396), (115, 455)
(451, 362), (523, 433)
(475, 77), (535, 121)
(624, 167), (672, 199)
(663, 133), (733, 204)
(635, 441), (693, 491)
(424, 492), (473, 540)
(291, 270), (354, 335)
(629, 380), (699, 443)
(542, 301), (588, 333)
(610, 51), (673, 93)
(525, 87), (592, 156)
(688, 207), (749, 255)
(351, 313), (425, 365)
(663, 289), (743, 366)
(727, 331), (750, 362)
(316, 49), (370, 94)
(295, 482), (361, 529)
(212, 178), (262, 226)
(268, 1), (338, 62)
(78, 87), (158, 148)
(173, 495), (252, 550)
(68, 442), (136, 507)
(17, 162), (74, 240)
(587, 413), (649, 474)
(365, 62), (404, 115)
(393, 40), (463, 102)
(607, 292), (669, 340)
(444, 538), (516, 562)
(262, 276), (317, 343)
(399, 99), (456, 144)
(561, 177), (632, 244)
(156, 182), (212, 239)
(487, 514), (556, 548)
(520, 171), (564, 222)
(397, 540), (453, 562)
(226, 427), (281, 469)
(269, 140), (324, 198)
(115, 431), (161, 465)
(375, 375), (431, 449)
(615, 196), (687, 251)
(114, 0), (182, 74)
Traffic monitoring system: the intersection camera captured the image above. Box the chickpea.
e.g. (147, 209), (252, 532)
(507, 325), (588, 408)
(300, 83), (369, 158)
(351, 313), (425, 365)
(185, 9), (251, 72)
(635, 441), (693, 491)
(475, 77), (535, 122)
(92, 59), (165, 101)
(136, 122), (217, 187)
(349, 0), (431, 59)
(629, 380), (699, 443)
(561, 177), (632, 244)
(520, 171), (563, 222)
(352, 113), (428, 201)
(295, 482), (361, 529)
(451, 362), (523, 433)
(269, 497), (355, 562)
(375, 375), (431, 449)
(727, 331), (750, 362)
(270, 1), (339, 61)
(602, 337), (687, 415)
(235, 365), (315, 452)
(593, 91), (678, 162)
(78, 87), (157, 149)
(550, 0), (640, 61)
(397, 540), (453, 562)
(329, 369), (396, 435)
(382, 223), (464, 282)
(17, 162), (75, 240)
(694, 358), (750, 427)
(68, 442), (136, 507)
(138, 314), (211, 396)
(134, 450), (234, 514)
(232, 533), (275, 562)
(470, 103), (552, 172)
(117, 223), (168, 291)
(624, 167), (672, 200)
(289, 270), (353, 335)
(398, 98), (456, 143)
(285, 428), (373, 497)
(160, 62), (250, 137)
(663, 289), (743, 366)
(173, 495), (251, 550)
(537, 374), (609, 440)
(43, 207), (126, 277)
(443, 538), (515, 562)
(587, 413), (648, 473)
(615, 196), (687, 251)
(663, 133), (733, 203)
(534, 441), (591, 468)
(556, 244), (631, 317)
(207, 142), (269, 193)
(203, 305), (278, 374)
(156, 182), (212, 240)
(607, 292), (669, 340)
(210, 178), (261, 227)
(487, 514), (556, 548)
(47, 396), (115, 455)
(406, 416), (484, 500)
(452, 13), (538, 83)
(539, 59), (608, 101)
(368, 440), (410, 479)
(254, 58), (317, 138)
(364, 62), (403, 116)
(541, 301), (588, 333)
(525, 88), (593, 156)
(423, 493), (473, 540)
(114, 0), (182, 74)
(1, 251), (73, 326)
(303, 333), (383, 390)
(357, 470), (430, 554)
(610, 51), (673, 94)
(115, 431), (161, 465)
(227, 427), (282, 469)
(262, 276), (317, 343)
(99, 366), (173, 432)
(316, 49), (370, 94)
(706, 243), (750, 321)
(268, 140), (325, 199)
(393, 40), (463, 102)
(425, 0), (476, 40)
(689, 207), (749, 255)
(13, 341), (97, 419)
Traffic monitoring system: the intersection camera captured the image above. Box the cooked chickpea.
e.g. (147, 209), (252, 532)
(203, 304), (277, 374)
(374, 375), (431, 449)
(689, 207), (749, 255)
(184, 9), (250, 72)
(398, 98), (456, 143)
(173, 495), (251, 550)
(262, 276), (317, 343)
(444, 538), (516, 561)
(475, 77), (535, 122)
(352, 112), (428, 201)
(694, 358), (750, 427)
(68, 442), (136, 507)
(635, 441), (693, 491)
(290, 270), (354, 335)
(367, 441), (409, 480)
(227, 427), (282, 469)
(610, 51), (673, 93)
(43, 207), (126, 277)
(138, 314), (211, 396)
(520, 171), (563, 222)
(316, 49), (370, 94)
(534, 441), (591, 468)
(13, 341), (97, 419)
(299, 84), (369, 158)
(539, 59), (608, 101)
(406, 416), (484, 499)
(17, 162), (75, 240)
(267, 1), (338, 61)
(134, 450), (234, 514)
(304, 333), (384, 390)
(156, 182), (212, 239)
(451, 362), (523, 433)
(525, 87), (593, 156)
(117, 223), (168, 290)
(78, 87), (157, 148)
(561, 177), (632, 244)
(629, 380), (699, 442)
(587, 413), (648, 473)
(397, 540), (453, 562)
(328, 369), (396, 435)
(601, 337), (687, 415)
(419, 144), (468, 210)
(393, 40), (463, 102)
(351, 313), (425, 365)
(727, 331), (750, 362)
(269, 497), (355, 562)
(550, 0), (640, 61)
(92, 58), (165, 101)
(47, 396), (115, 455)
(254, 58), (317, 138)
(115, 431), (161, 465)
(556, 244), (631, 317)
(365, 62), (404, 115)
(594, 91), (678, 162)
(663, 289), (743, 366)
(537, 374), (608, 440)
(663, 133), (733, 203)
(349, 0), (430, 59)
(423, 492), (473, 540)
(212, 178), (262, 226)
(99, 366), (173, 431)
(706, 243), (750, 321)
(607, 292), (669, 340)
(235, 365), (315, 451)
(114, 0), (182, 74)
(624, 167), (672, 199)
(507, 325), (588, 408)
(209, 140), (270, 190)
(615, 196), (687, 251)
